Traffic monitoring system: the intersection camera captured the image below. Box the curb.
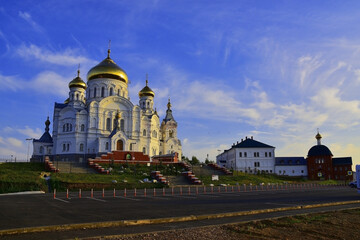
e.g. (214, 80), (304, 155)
(0, 191), (45, 196)
(1, 200), (360, 236)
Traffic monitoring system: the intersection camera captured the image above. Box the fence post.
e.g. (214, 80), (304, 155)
(53, 189), (56, 199)
(124, 188), (127, 197)
(79, 189), (81, 198)
(102, 188), (105, 198)
(66, 189), (68, 199)
(91, 188), (93, 198)
(144, 188), (147, 197)
(113, 188), (116, 197)
(134, 188), (137, 197)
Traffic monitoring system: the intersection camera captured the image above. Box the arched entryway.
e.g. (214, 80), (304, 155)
(116, 140), (124, 150)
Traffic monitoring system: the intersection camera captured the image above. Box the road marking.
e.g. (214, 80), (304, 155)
(86, 197), (107, 202)
(114, 196), (141, 201)
(54, 198), (69, 203)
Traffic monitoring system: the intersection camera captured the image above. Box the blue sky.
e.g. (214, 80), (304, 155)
(1, 0), (360, 167)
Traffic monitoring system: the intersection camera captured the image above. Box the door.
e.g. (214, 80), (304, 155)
(116, 140), (124, 151)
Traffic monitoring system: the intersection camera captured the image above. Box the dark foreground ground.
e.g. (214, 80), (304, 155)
(88, 208), (360, 240)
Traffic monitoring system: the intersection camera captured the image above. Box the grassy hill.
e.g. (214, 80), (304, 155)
(0, 162), (339, 193)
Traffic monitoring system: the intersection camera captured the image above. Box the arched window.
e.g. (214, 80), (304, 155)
(63, 124), (66, 132)
(69, 124), (72, 132)
(94, 88), (97, 98)
(106, 118), (111, 131)
(105, 142), (109, 150)
(101, 87), (105, 97)
(152, 130), (157, 138)
(143, 147), (146, 154)
(66, 123), (69, 132)
(109, 88), (113, 96)
(66, 143), (70, 151)
(39, 146), (44, 154)
(62, 144), (66, 152)
(76, 93), (79, 100)
(147, 101), (150, 107)
(117, 89), (120, 96)
(143, 129), (146, 136)
(80, 143), (84, 152)
(92, 118), (96, 128)
(113, 118), (117, 129)
(169, 130), (173, 138)
(81, 124), (85, 131)
(120, 119), (124, 131)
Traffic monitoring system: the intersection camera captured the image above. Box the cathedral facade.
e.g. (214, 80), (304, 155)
(32, 49), (182, 162)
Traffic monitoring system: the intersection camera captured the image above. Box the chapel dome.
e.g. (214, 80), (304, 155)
(69, 70), (86, 89)
(87, 49), (128, 84)
(307, 145), (333, 157)
(139, 80), (155, 98)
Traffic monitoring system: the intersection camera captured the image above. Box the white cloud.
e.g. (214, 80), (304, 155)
(16, 44), (95, 66)
(7, 137), (23, 148)
(18, 11), (43, 32)
(17, 126), (42, 139)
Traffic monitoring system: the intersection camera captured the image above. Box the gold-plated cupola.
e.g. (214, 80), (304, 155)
(87, 49), (128, 84)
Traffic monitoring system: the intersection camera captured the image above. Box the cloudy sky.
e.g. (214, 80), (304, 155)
(1, 1), (360, 167)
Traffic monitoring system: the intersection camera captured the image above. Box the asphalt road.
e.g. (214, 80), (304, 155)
(0, 185), (359, 239)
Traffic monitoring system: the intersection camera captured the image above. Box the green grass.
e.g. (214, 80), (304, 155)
(0, 162), (347, 193)
(0, 162), (48, 193)
(198, 171), (307, 185)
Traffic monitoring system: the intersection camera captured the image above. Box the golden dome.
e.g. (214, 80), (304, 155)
(139, 80), (155, 98)
(64, 98), (69, 104)
(69, 69), (87, 89)
(87, 49), (128, 84)
(315, 132), (322, 140)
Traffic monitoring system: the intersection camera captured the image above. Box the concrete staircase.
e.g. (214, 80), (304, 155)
(53, 162), (95, 173)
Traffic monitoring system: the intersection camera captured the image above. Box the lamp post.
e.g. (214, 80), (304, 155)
(26, 138), (34, 162)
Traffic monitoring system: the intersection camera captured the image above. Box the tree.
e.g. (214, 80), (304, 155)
(190, 156), (200, 165)
(205, 159), (210, 164)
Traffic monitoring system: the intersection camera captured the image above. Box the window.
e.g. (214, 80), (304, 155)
(113, 118), (117, 129)
(239, 152), (242, 157)
(130, 143), (132, 151)
(63, 124), (66, 132)
(152, 130), (157, 138)
(118, 89), (120, 96)
(76, 93), (79, 100)
(69, 124), (72, 132)
(269, 152), (272, 157)
(81, 124), (85, 132)
(292, 170), (295, 173)
(106, 118), (111, 131)
(88, 89), (91, 98)
(265, 152), (268, 157)
(244, 152), (247, 157)
(80, 143), (84, 152)
(39, 146), (44, 154)
(94, 88), (97, 97)
(143, 129), (146, 136)
(63, 144), (66, 152)
(67, 144), (70, 151)
(143, 147), (146, 154)
(105, 142), (109, 150)
(254, 152), (256, 157)
(109, 88), (113, 96)
(169, 130), (173, 138)
(301, 170), (304, 173)
(101, 87), (105, 97)
(120, 119), (124, 131)
(296, 160), (300, 164)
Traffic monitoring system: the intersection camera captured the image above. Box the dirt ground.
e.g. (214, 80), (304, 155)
(89, 208), (360, 240)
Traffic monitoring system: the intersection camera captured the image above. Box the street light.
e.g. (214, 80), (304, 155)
(26, 138), (34, 162)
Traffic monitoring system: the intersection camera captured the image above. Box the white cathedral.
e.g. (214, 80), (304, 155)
(32, 49), (182, 162)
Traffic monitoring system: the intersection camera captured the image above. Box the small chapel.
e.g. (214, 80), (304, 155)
(32, 48), (182, 162)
